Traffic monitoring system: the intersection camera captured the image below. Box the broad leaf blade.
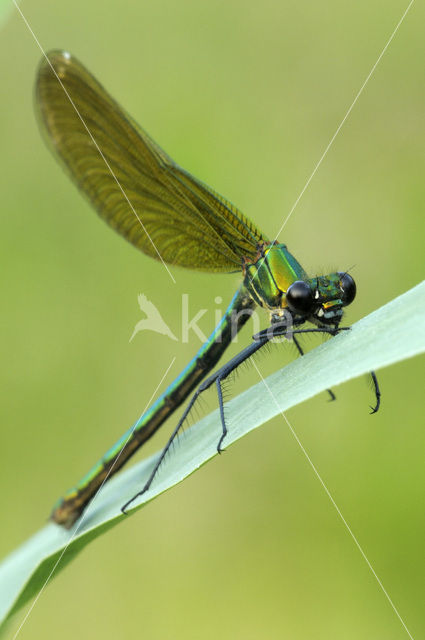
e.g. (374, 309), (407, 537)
(1, 280), (424, 628)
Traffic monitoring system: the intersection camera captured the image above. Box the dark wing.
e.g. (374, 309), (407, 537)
(35, 51), (267, 272)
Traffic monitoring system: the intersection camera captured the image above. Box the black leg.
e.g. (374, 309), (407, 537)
(369, 370), (381, 414)
(121, 385), (204, 514)
(290, 329), (380, 412)
(253, 326), (350, 341)
(291, 334), (304, 356)
(216, 378), (227, 453)
(121, 336), (271, 514)
(326, 388), (336, 402)
(122, 326), (381, 514)
(292, 334), (336, 403)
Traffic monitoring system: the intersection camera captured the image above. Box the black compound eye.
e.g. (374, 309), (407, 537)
(338, 272), (356, 305)
(286, 281), (314, 315)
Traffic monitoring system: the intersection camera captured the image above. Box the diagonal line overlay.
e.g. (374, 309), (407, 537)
(12, 357), (176, 639)
(252, 360), (414, 640)
(275, 0), (415, 237)
(13, 0), (176, 284)
(10, 1), (416, 638)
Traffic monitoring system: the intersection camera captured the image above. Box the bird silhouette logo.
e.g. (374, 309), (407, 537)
(129, 294), (178, 343)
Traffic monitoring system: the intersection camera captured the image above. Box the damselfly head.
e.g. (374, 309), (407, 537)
(286, 272), (356, 326)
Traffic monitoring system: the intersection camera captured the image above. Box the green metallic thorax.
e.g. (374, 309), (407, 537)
(243, 242), (307, 310)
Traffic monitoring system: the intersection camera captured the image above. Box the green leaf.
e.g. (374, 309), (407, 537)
(1, 280), (424, 629)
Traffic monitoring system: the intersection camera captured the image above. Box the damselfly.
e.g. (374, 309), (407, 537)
(35, 51), (380, 527)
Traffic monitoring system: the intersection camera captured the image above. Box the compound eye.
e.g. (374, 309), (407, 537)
(286, 281), (314, 315)
(338, 272), (356, 305)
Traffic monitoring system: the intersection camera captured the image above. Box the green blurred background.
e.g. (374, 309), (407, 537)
(1, 0), (424, 637)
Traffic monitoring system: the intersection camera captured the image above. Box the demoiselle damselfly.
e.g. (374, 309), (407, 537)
(36, 51), (380, 527)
